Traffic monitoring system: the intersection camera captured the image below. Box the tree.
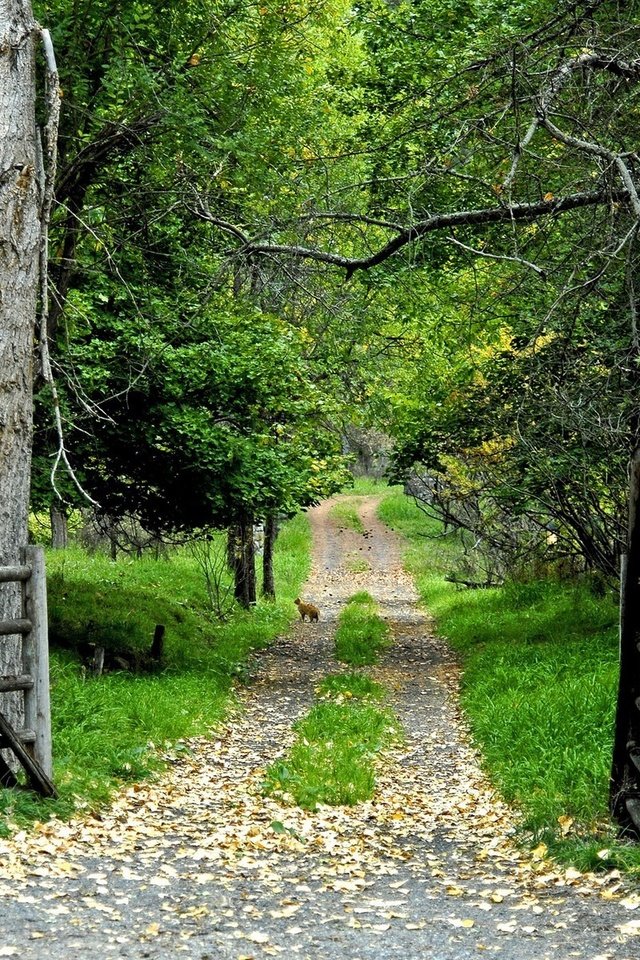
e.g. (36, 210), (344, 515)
(0, 1), (47, 730)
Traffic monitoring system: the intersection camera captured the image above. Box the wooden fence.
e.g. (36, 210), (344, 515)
(0, 546), (56, 797)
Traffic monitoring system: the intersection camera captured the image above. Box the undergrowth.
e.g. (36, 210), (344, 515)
(377, 490), (632, 873)
(0, 515), (311, 832)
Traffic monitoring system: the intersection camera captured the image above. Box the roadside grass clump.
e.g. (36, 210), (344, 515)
(263, 700), (399, 809)
(0, 514), (311, 831)
(334, 592), (390, 666)
(329, 499), (365, 533)
(377, 489), (630, 870)
(317, 671), (385, 701)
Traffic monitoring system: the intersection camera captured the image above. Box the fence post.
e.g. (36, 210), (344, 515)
(21, 546), (53, 779)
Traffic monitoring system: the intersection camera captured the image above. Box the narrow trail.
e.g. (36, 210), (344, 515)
(0, 495), (638, 959)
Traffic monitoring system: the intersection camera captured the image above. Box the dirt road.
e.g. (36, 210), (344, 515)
(0, 495), (637, 959)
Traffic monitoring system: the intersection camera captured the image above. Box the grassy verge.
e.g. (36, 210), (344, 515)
(263, 694), (398, 809)
(0, 515), (311, 833)
(335, 592), (391, 666)
(377, 490), (633, 872)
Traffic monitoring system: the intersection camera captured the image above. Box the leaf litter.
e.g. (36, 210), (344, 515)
(0, 495), (638, 958)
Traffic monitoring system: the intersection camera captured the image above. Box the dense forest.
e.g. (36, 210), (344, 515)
(3, 0), (640, 830)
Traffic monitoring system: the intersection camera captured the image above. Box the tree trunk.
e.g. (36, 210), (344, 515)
(228, 513), (256, 609)
(262, 513), (278, 599)
(0, 0), (41, 735)
(50, 503), (68, 549)
(610, 447), (640, 832)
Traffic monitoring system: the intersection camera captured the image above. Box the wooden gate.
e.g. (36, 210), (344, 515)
(0, 546), (56, 797)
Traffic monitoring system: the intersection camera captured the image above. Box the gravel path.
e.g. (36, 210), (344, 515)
(0, 495), (638, 959)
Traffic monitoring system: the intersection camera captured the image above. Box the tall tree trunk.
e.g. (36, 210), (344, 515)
(262, 513), (278, 599)
(227, 513), (256, 609)
(0, 0), (41, 733)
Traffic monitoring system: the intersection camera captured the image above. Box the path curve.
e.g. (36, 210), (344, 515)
(0, 495), (637, 959)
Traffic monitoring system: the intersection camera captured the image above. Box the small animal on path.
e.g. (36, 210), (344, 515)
(295, 598), (320, 622)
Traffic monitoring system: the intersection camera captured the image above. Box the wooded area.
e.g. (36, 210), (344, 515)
(2, 0), (640, 826)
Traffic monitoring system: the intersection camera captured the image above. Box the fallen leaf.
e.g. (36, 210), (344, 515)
(246, 932), (270, 944)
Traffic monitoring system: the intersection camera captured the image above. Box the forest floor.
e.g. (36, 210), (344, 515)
(0, 495), (639, 959)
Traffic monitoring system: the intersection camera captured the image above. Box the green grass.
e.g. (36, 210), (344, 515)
(342, 477), (401, 496)
(0, 514), (311, 832)
(377, 489), (632, 871)
(263, 700), (399, 809)
(317, 671), (385, 700)
(335, 592), (391, 666)
(329, 499), (365, 533)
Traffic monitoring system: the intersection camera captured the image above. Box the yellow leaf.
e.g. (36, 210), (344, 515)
(557, 815), (574, 836)
(531, 843), (548, 861)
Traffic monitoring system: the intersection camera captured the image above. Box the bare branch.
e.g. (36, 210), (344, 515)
(237, 190), (623, 277)
(446, 235), (547, 276)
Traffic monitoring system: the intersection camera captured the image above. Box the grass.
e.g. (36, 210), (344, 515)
(377, 489), (633, 871)
(317, 671), (385, 701)
(262, 700), (399, 809)
(0, 514), (311, 833)
(342, 477), (400, 496)
(329, 499), (365, 533)
(334, 592), (391, 666)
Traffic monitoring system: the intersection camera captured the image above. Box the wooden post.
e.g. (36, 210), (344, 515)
(21, 546), (53, 779)
(611, 448), (640, 830)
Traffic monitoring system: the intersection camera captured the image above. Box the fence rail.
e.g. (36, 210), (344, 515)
(0, 546), (56, 798)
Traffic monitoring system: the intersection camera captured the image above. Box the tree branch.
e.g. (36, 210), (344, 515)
(236, 190), (623, 277)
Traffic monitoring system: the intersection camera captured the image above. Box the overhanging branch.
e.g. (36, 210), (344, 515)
(234, 189), (625, 278)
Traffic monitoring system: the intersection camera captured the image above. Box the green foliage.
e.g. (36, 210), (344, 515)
(334, 592), (390, 665)
(0, 514), (311, 830)
(263, 700), (398, 809)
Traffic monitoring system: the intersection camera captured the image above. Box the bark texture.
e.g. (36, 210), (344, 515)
(0, 0), (41, 729)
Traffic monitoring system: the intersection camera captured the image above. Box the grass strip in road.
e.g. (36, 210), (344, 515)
(329, 499), (365, 533)
(377, 490), (632, 872)
(335, 592), (391, 666)
(263, 698), (399, 809)
(317, 671), (385, 701)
